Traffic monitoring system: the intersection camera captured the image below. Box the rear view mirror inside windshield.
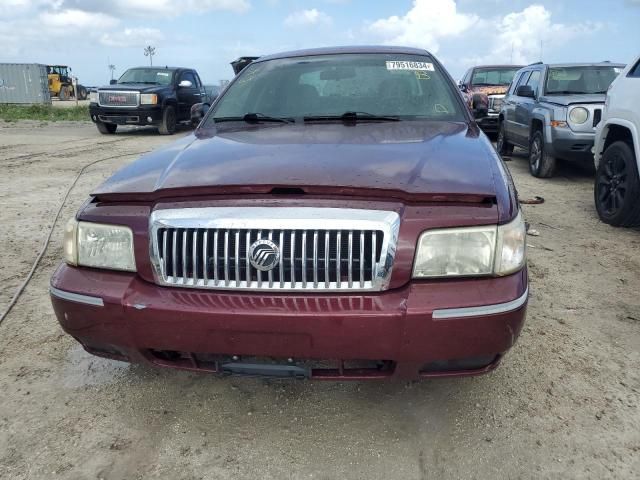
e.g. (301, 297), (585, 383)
(320, 67), (356, 81)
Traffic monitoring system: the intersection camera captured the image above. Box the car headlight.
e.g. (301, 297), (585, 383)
(140, 93), (158, 105)
(89, 91), (98, 103)
(569, 107), (589, 124)
(412, 212), (526, 278)
(63, 219), (136, 272)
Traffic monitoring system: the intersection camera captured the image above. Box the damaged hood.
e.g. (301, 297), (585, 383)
(92, 121), (502, 203)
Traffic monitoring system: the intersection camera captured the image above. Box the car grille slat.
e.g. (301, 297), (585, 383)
(151, 208), (399, 292)
(593, 108), (602, 127)
(98, 90), (139, 107)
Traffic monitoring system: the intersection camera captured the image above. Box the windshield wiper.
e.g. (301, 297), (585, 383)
(214, 113), (295, 124)
(304, 112), (401, 123)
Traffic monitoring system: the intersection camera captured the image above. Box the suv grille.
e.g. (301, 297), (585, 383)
(98, 90), (139, 107)
(150, 208), (400, 292)
(488, 95), (504, 112)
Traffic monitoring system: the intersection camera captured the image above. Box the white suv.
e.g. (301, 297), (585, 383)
(593, 55), (640, 227)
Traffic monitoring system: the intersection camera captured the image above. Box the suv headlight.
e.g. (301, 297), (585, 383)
(89, 91), (98, 103)
(412, 212), (526, 278)
(569, 107), (589, 124)
(140, 93), (158, 105)
(63, 219), (136, 272)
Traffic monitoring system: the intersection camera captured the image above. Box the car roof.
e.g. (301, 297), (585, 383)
(473, 65), (524, 69)
(256, 46), (432, 63)
(128, 66), (187, 70)
(528, 62), (626, 69)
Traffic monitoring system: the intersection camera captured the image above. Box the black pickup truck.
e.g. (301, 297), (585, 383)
(89, 67), (207, 135)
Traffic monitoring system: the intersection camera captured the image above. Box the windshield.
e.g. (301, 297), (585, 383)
(471, 68), (520, 86)
(117, 68), (175, 85)
(545, 66), (621, 94)
(207, 53), (464, 124)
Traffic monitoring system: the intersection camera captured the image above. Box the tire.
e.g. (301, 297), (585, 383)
(77, 86), (87, 100)
(594, 141), (640, 227)
(96, 121), (117, 134)
(158, 105), (177, 135)
(496, 121), (514, 158)
(58, 86), (69, 101)
(529, 129), (556, 178)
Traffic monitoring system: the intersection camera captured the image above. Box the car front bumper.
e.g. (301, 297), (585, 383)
(477, 112), (500, 132)
(549, 128), (596, 163)
(89, 104), (163, 126)
(50, 264), (528, 380)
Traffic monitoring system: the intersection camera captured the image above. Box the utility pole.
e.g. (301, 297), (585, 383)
(108, 64), (116, 80)
(144, 46), (156, 66)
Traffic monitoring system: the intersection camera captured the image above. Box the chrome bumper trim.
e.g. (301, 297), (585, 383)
(49, 286), (104, 307)
(432, 287), (528, 320)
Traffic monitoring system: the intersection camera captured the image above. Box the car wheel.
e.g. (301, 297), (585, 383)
(158, 106), (177, 135)
(496, 121), (514, 158)
(529, 130), (556, 178)
(594, 140), (640, 227)
(96, 121), (117, 134)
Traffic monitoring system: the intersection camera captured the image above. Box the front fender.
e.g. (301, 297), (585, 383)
(594, 119), (640, 168)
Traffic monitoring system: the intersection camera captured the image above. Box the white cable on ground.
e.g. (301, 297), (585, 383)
(0, 149), (150, 326)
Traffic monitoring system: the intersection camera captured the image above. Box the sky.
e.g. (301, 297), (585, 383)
(1, 0), (639, 86)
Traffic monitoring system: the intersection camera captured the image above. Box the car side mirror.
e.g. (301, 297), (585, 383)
(109, 79), (117, 85)
(459, 83), (468, 93)
(516, 85), (535, 98)
(178, 80), (193, 88)
(190, 102), (210, 127)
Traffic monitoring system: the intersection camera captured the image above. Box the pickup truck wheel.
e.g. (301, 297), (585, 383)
(595, 141), (640, 227)
(529, 130), (556, 178)
(158, 106), (177, 135)
(96, 121), (117, 134)
(496, 122), (514, 158)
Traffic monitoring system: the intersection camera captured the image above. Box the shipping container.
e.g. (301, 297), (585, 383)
(0, 63), (51, 104)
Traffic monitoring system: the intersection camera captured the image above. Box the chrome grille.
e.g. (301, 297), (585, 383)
(488, 95), (504, 113)
(98, 90), (139, 107)
(150, 208), (400, 292)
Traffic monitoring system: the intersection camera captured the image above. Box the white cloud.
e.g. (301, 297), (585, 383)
(40, 8), (118, 29)
(471, 5), (602, 65)
(368, 0), (479, 53)
(100, 27), (163, 48)
(59, 0), (250, 17)
(284, 8), (332, 27)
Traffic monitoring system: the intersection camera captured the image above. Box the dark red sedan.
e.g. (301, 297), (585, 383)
(51, 46), (528, 380)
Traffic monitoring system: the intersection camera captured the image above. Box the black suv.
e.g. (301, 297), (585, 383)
(89, 67), (207, 135)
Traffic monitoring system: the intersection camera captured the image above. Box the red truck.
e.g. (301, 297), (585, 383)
(50, 46), (528, 380)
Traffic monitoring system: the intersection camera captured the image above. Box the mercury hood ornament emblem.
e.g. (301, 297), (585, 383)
(248, 239), (280, 271)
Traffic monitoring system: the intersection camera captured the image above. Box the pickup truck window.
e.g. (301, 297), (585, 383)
(545, 66), (620, 95)
(117, 68), (175, 86)
(471, 67), (519, 86)
(629, 60), (640, 78)
(180, 71), (197, 85)
(209, 54), (464, 123)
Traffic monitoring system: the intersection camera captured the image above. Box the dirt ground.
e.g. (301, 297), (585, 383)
(0, 121), (638, 480)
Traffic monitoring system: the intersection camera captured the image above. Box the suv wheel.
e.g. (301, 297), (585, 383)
(96, 121), (117, 134)
(496, 121), (514, 158)
(529, 130), (556, 178)
(158, 105), (177, 135)
(595, 141), (640, 227)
